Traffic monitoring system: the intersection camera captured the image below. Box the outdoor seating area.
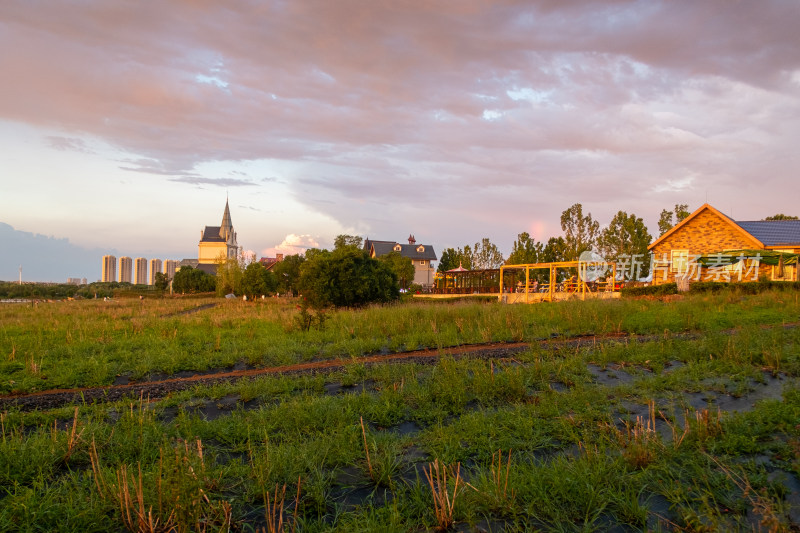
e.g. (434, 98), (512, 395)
(431, 268), (501, 295)
(498, 260), (619, 303)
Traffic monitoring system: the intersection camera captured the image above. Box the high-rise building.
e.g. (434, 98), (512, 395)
(102, 255), (117, 282)
(164, 259), (178, 280)
(149, 259), (163, 285)
(134, 257), (148, 285)
(119, 256), (133, 283)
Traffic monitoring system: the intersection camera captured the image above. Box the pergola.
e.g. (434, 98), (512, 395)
(433, 267), (501, 294)
(498, 260), (618, 303)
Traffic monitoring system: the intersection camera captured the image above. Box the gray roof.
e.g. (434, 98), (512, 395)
(736, 220), (800, 247)
(201, 226), (226, 242)
(370, 241), (437, 261)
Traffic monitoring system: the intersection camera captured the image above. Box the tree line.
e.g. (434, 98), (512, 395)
(436, 203), (699, 275)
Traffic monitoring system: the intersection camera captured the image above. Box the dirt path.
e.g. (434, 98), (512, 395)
(2, 323), (796, 411)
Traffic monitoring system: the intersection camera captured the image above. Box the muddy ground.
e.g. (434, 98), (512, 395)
(0, 325), (793, 412)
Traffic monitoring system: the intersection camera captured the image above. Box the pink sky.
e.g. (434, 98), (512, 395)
(1, 1), (799, 280)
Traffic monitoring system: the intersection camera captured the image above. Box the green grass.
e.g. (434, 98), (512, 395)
(1, 290), (799, 530)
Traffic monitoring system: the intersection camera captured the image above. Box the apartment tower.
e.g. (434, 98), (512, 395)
(134, 257), (148, 285)
(101, 255), (117, 282)
(118, 256), (133, 283)
(164, 259), (178, 280)
(149, 259), (163, 285)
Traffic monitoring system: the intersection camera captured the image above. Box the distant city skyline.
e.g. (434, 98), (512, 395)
(2, 1), (800, 282)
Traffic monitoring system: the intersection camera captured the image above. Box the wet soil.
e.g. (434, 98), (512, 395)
(2, 323), (797, 412)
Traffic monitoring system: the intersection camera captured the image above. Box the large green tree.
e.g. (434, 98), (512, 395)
(541, 237), (567, 263)
(560, 204), (600, 261)
(172, 266), (215, 294)
(597, 211), (653, 276)
(298, 247), (399, 308)
(471, 238), (504, 269)
(273, 254), (306, 295)
(240, 262), (278, 299)
(378, 252), (415, 289)
(657, 204), (690, 235)
(215, 251), (249, 296)
(436, 246), (473, 273)
(333, 234), (363, 250)
(506, 232), (542, 265)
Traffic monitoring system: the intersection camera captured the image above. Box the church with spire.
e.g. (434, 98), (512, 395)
(198, 199), (239, 265)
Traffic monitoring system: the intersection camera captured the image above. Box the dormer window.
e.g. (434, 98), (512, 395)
(417, 245), (425, 253)
(394, 244), (402, 252)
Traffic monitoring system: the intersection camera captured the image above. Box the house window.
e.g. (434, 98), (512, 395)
(671, 250), (689, 274)
(417, 245), (425, 253)
(394, 244), (401, 252)
(419, 260), (426, 266)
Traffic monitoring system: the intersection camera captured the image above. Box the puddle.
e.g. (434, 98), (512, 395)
(587, 364), (636, 386)
(769, 470), (800, 524)
(324, 379), (377, 396)
(330, 484), (393, 511)
(388, 421), (421, 436)
(640, 492), (676, 531)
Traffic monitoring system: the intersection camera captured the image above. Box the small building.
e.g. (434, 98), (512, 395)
(364, 235), (438, 287)
(259, 253), (284, 271)
(648, 204), (800, 285)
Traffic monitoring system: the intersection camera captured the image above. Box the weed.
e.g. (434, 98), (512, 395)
(89, 438), (232, 533)
(423, 459), (463, 530)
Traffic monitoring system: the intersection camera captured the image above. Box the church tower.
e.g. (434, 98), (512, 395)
(198, 199), (239, 264)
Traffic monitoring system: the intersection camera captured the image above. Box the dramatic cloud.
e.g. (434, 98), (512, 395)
(2, 1), (799, 280)
(266, 234), (321, 257)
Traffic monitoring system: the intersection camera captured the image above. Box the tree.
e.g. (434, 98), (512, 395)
(273, 254), (305, 295)
(298, 247), (399, 308)
(378, 251), (415, 289)
(172, 266), (215, 294)
(597, 211), (653, 277)
(506, 232), (542, 265)
(333, 234), (363, 250)
(764, 214), (798, 220)
(541, 237), (567, 263)
(471, 238), (504, 269)
(436, 246), (473, 273)
(658, 204), (690, 236)
(241, 262), (278, 299)
(215, 251), (248, 296)
(560, 204), (600, 261)
(153, 272), (169, 291)
(437, 248), (460, 273)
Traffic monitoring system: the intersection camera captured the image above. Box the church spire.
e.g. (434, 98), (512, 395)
(220, 198), (233, 240)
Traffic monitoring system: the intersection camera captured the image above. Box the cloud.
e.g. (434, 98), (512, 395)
(46, 136), (94, 154)
(2, 0), (800, 262)
(168, 176), (257, 187)
(264, 234), (320, 257)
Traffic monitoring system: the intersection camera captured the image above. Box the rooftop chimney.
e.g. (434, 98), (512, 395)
(408, 234), (416, 244)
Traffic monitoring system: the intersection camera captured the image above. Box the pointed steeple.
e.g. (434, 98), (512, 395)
(220, 198), (233, 240)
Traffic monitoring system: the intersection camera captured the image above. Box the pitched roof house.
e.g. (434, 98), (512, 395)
(648, 204), (800, 284)
(364, 235), (438, 287)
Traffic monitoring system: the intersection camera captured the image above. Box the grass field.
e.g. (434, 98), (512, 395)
(1, 291), (799, 531)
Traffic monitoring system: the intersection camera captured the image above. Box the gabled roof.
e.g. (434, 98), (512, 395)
(201, 226), (226, 242)
(363, 239), (394, 252)
(735, 220), (800, 247)
(648, 203), (763, 251)
(369, 241), (438, 261)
